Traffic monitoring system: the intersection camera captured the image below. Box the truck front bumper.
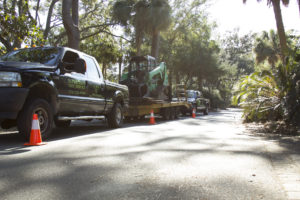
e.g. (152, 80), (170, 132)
(0, 88), (29, 119)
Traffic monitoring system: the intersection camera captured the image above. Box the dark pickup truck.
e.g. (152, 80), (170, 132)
(181, 90), (209, 115)
(0, 46), (129, 139)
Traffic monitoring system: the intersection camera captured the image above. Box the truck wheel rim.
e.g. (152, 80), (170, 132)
(34, 107), (48, 133)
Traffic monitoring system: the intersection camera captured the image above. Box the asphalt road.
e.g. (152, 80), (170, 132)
(1, 109), (300, 200)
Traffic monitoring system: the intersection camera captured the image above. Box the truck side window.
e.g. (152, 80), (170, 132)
(83, 55), (101, 82)
(62, 51), (79, 64)
(62, 51), (86, 78)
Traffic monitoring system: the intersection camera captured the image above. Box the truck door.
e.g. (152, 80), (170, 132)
(81, 55), (106, 114)
(55, 50), (90, 116)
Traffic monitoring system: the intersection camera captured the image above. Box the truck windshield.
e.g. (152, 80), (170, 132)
(188, 92), (196, 98)
(0, 47), (60, 66)
(130, 60), (148, 72)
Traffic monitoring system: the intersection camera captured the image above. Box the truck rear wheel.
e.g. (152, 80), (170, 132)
(203, 107), (209, 115)
(17, 98), (53, 140)
(107, 103), (123, 128)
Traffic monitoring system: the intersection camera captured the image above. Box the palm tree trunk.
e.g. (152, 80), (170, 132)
(271, 0), (288, 59)
(151, 29), (160, 59)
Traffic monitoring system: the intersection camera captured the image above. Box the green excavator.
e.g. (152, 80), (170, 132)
(120, 55), (171, 103)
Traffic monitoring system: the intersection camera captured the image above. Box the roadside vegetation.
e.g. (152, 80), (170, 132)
(0, 0), (299, 132)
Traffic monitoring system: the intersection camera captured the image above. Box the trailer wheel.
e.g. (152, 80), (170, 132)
(174, 107), (179, 119)
(107, 103), (123, 128)
(161, 108), (170, 120)
(170, 108), (175, 120)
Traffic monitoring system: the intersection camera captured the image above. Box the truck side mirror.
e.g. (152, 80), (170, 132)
(73, 58), (86, 74)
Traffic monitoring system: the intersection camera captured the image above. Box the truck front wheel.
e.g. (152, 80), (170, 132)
(107, 103), (123, 128)
(17, 98), (53, 140)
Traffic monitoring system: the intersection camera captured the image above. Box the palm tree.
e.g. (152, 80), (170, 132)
(112, 0), (171, 58)
(243, 0), (289, 59)
(254, 30), (281, 68)
(145, 0), (172, 58)
(112, 0), (147, 56)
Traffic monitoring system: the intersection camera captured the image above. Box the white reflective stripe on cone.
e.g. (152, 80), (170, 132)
(32, 119), (40, 130)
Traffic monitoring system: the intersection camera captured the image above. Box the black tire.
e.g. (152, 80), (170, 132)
(107, 103), (123, 128)
(170, 108), (175, 120)
(17, 98), (53, 140)
(162, 108), (170, 120)
(174, 108), (179, 119)
(54, 118), (71, 128)
(203, 107), (209, 115)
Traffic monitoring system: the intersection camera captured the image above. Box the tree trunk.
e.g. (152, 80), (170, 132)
(102, 62), (106, 79)
(118, 56), (122, 82)
(298, 0), (300, 16)
(175, 72), (180, 84)
(62, 0), (80, 50)
(169, 68), (173, 92)
(17, 0), (23, 16)
(44, 0), (59, 40)
(0, 36), (12, 51)
(151, 29), (160, 59)
(198, 76), (203, 90)
(136, 29), (143, 56)
(271, 0), (288, 59)
(35, 0), (40, 22)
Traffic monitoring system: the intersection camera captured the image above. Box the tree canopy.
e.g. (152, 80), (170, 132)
(0, 0), (299, 121)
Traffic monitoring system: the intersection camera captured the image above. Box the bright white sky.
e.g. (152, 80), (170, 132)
(207, 0), (300, 36)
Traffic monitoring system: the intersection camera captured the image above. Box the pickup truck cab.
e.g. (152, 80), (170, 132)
(0, 46), (129, 140)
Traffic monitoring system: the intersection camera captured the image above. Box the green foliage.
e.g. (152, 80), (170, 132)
(233, 34), (300, 126)
(158, 0), (230, 108)
(203, 89), (227, 109)
(221, 29), (256, 76)
(0, 0), (44, 50)
(254, 30), (281, 68)
(232, 70), (283, 122)
(281, 41), (300, 126)
(143, 0), (171, 34)
(112, 0), (171, 56)
(0, 45), (6, 56)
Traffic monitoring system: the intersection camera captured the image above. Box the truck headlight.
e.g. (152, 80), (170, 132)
(0, 72), (22, 87)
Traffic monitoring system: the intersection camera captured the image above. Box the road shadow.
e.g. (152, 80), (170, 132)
(0, 108), (289, 200)
(0, 115), (198, 155)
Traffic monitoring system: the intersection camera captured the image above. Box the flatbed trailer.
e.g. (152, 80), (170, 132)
(125, 101), (191, 120)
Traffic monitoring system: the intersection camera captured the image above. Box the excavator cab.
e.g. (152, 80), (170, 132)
(120, 55), (171, 102)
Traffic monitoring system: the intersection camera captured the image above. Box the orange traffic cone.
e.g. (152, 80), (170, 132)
(24, 114), (46, 146)
(192, 108), (196, 118)
(149, 109), (156, 125)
